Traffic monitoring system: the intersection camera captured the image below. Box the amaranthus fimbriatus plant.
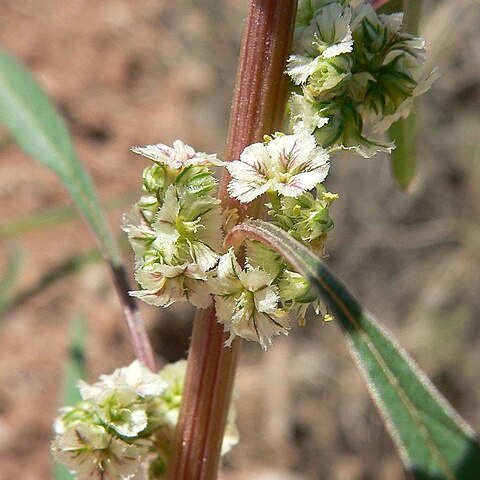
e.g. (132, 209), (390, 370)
(48, 1), (446, 478)
(0, 0), (463, 479)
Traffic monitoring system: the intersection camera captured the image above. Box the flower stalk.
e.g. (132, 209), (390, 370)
(166, 1), (297, 479)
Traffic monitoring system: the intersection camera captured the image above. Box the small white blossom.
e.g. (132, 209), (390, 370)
(152, 185), (223, 271)
(290, 3), (353, 85)
(131, 262), (212, 308)
(371, 61), (440, 133)
(54, 402), (96, 435)
(149, 360), (239, 457)
(79, 360), (167, 401)
(122, 208), (156, 261)
(213, 249), (289, 349)
(131, 139), (223, 170)
(227, 133), (330, 203)
(52, 423), (148, 480)
(246, 240), (285, 280)
(96, 388), (148, 438)
(156, 360), (186, 428)
(289, 93), (330, 135)
(296, 0), (343, 27)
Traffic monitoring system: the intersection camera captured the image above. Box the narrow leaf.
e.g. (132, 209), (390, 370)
(388, 0), (422, 189)
(54, 314), (87, 479)
(228, 220), (480, 480)
(390, 113), (417, 190)
(0, 49), (121, 266)
(0, 49), (156, 371)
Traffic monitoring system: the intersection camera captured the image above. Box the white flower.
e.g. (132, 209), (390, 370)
(52, 423), (148, 480)
(227, 133), (330, 203)
(148, 360), (239, 457)
(131, 140), (223, 170)
(152, 185), (223, 271)
(371, 65), (440, 134)
(213, 249), (289, 349)
(296, 0), (346, 27)
(289, 93), (330, 135)
(288, 53), (352, 94)
(122, 208), (156, 261)
(290, 3), (354, 87)
(292, 3), (353, 70)
(54, 402), (96, 435)
(156, 360), (186, 429)
(130, 262), (212, 308)
(287, 54), (325, 85)
(79, 360), (167, 401)
(95, 387), (148, 438)
(245, 240), (285, 279)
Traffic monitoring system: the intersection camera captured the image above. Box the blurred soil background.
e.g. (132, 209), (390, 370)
(0, 0), (479, 479)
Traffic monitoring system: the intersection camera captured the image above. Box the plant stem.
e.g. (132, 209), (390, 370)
(371, 0), (392, 9)
(110, 263), (157, 372)
(166, 1), (297, 479)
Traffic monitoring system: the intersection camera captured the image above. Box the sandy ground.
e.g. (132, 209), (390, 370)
(1, 1), (480, 479)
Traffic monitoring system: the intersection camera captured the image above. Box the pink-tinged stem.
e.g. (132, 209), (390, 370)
(219, 0), (297, 214)
(110, 264), (157, 372)
(166, 1), (297, 479)
(372, 0), (391, 9)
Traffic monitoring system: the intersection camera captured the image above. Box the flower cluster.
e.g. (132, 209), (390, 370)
(221, 132), (336, 346)
(123, 140), (224, 309)
(288, 0), (437, 157)
(52, 360), (238, 479)
(53, 5), (436, 478)
(122, 2), (434, 350)
(125, 136), (335, 349)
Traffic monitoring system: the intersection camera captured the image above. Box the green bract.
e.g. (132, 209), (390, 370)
(268, 185), (337, 253)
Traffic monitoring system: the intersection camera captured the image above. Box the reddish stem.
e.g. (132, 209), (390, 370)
(166, 1), (297, 479)
(371, 0), (391, 9)
(110, 264), (156, 372)
(219, 0), (297, 213)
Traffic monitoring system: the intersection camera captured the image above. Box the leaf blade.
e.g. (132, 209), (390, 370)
(0, 49), (156, 371)
(228, 220), (480, 479)
(388, 0), (423, 190)
(0, 48), (121, 266)
(389, 114), (417, 190)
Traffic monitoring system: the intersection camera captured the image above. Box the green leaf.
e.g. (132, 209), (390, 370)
(53, 462), (75, 480)
(0, 245), (24, 315)
(0, 49), (121, 266)
(388, 0), (422, 190)
(54, 314), (87, 480)
(389, 114), (417, 190)
(228, 220), (480, 480)
(0, 49), (157, 371)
